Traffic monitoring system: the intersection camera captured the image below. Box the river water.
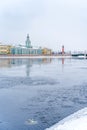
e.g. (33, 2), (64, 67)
(0, 58), (87, 130)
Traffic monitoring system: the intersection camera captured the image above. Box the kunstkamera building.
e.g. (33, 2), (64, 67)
(11, 34), (42, 55)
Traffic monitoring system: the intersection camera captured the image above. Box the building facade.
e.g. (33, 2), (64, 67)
(0, 44), (12, 54)
(42, 48), (52, 55)
(11, 34), (42, 55)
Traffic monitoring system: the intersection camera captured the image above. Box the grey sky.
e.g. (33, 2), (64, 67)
(0, 0), (87, 51)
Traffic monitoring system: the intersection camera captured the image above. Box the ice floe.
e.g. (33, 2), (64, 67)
(25, 119), (38, 125)
(45, 107), (87, 130)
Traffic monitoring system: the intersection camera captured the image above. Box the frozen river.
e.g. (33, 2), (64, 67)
(0, 58), (87, 130)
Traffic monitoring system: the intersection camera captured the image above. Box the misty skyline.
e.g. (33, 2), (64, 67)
(0, 0), (87, 51)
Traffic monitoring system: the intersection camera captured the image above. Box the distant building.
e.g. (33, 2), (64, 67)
(11, 34), (42, 55)
(42, 48), (52, 55)
(0, 44), (12, 54)
(0, 34), (52, 56)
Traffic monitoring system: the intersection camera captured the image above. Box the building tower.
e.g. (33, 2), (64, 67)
(25, 34), (32, 48)
(62, 45), (64, 55)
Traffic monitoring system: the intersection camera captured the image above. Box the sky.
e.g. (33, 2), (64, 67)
(0, 0), (87, 51)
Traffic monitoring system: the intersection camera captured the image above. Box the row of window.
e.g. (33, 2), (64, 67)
(11, 48), (42, 55)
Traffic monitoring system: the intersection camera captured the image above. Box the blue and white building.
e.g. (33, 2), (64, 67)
(11, 34), (42, 55)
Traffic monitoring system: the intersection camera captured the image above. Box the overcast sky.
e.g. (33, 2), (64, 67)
(0, 0), (87, 51)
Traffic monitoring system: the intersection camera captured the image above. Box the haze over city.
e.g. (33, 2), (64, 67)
(0, 0), (87, 51)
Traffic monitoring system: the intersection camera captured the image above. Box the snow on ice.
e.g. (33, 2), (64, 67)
(45, 107), (87, 130)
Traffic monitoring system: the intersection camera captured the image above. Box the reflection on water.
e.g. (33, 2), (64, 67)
(0, 58), (65, 68)
(0, 58), (52, 68)
(0, 58), (65, 77)
(0, 58), (87, 130)
(0, 58), (52, 77)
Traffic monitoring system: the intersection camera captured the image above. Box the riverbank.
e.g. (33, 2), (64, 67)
(0, 55), (72, 59)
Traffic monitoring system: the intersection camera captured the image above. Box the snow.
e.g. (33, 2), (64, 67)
(45, 108), (87, 130)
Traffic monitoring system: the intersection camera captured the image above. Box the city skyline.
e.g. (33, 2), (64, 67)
(0, 0), (87, 51)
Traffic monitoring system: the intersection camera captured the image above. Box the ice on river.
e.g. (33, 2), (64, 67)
(46, 107), (87, 130)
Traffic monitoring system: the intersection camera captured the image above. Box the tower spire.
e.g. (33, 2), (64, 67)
(26, 34), (32, 48)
